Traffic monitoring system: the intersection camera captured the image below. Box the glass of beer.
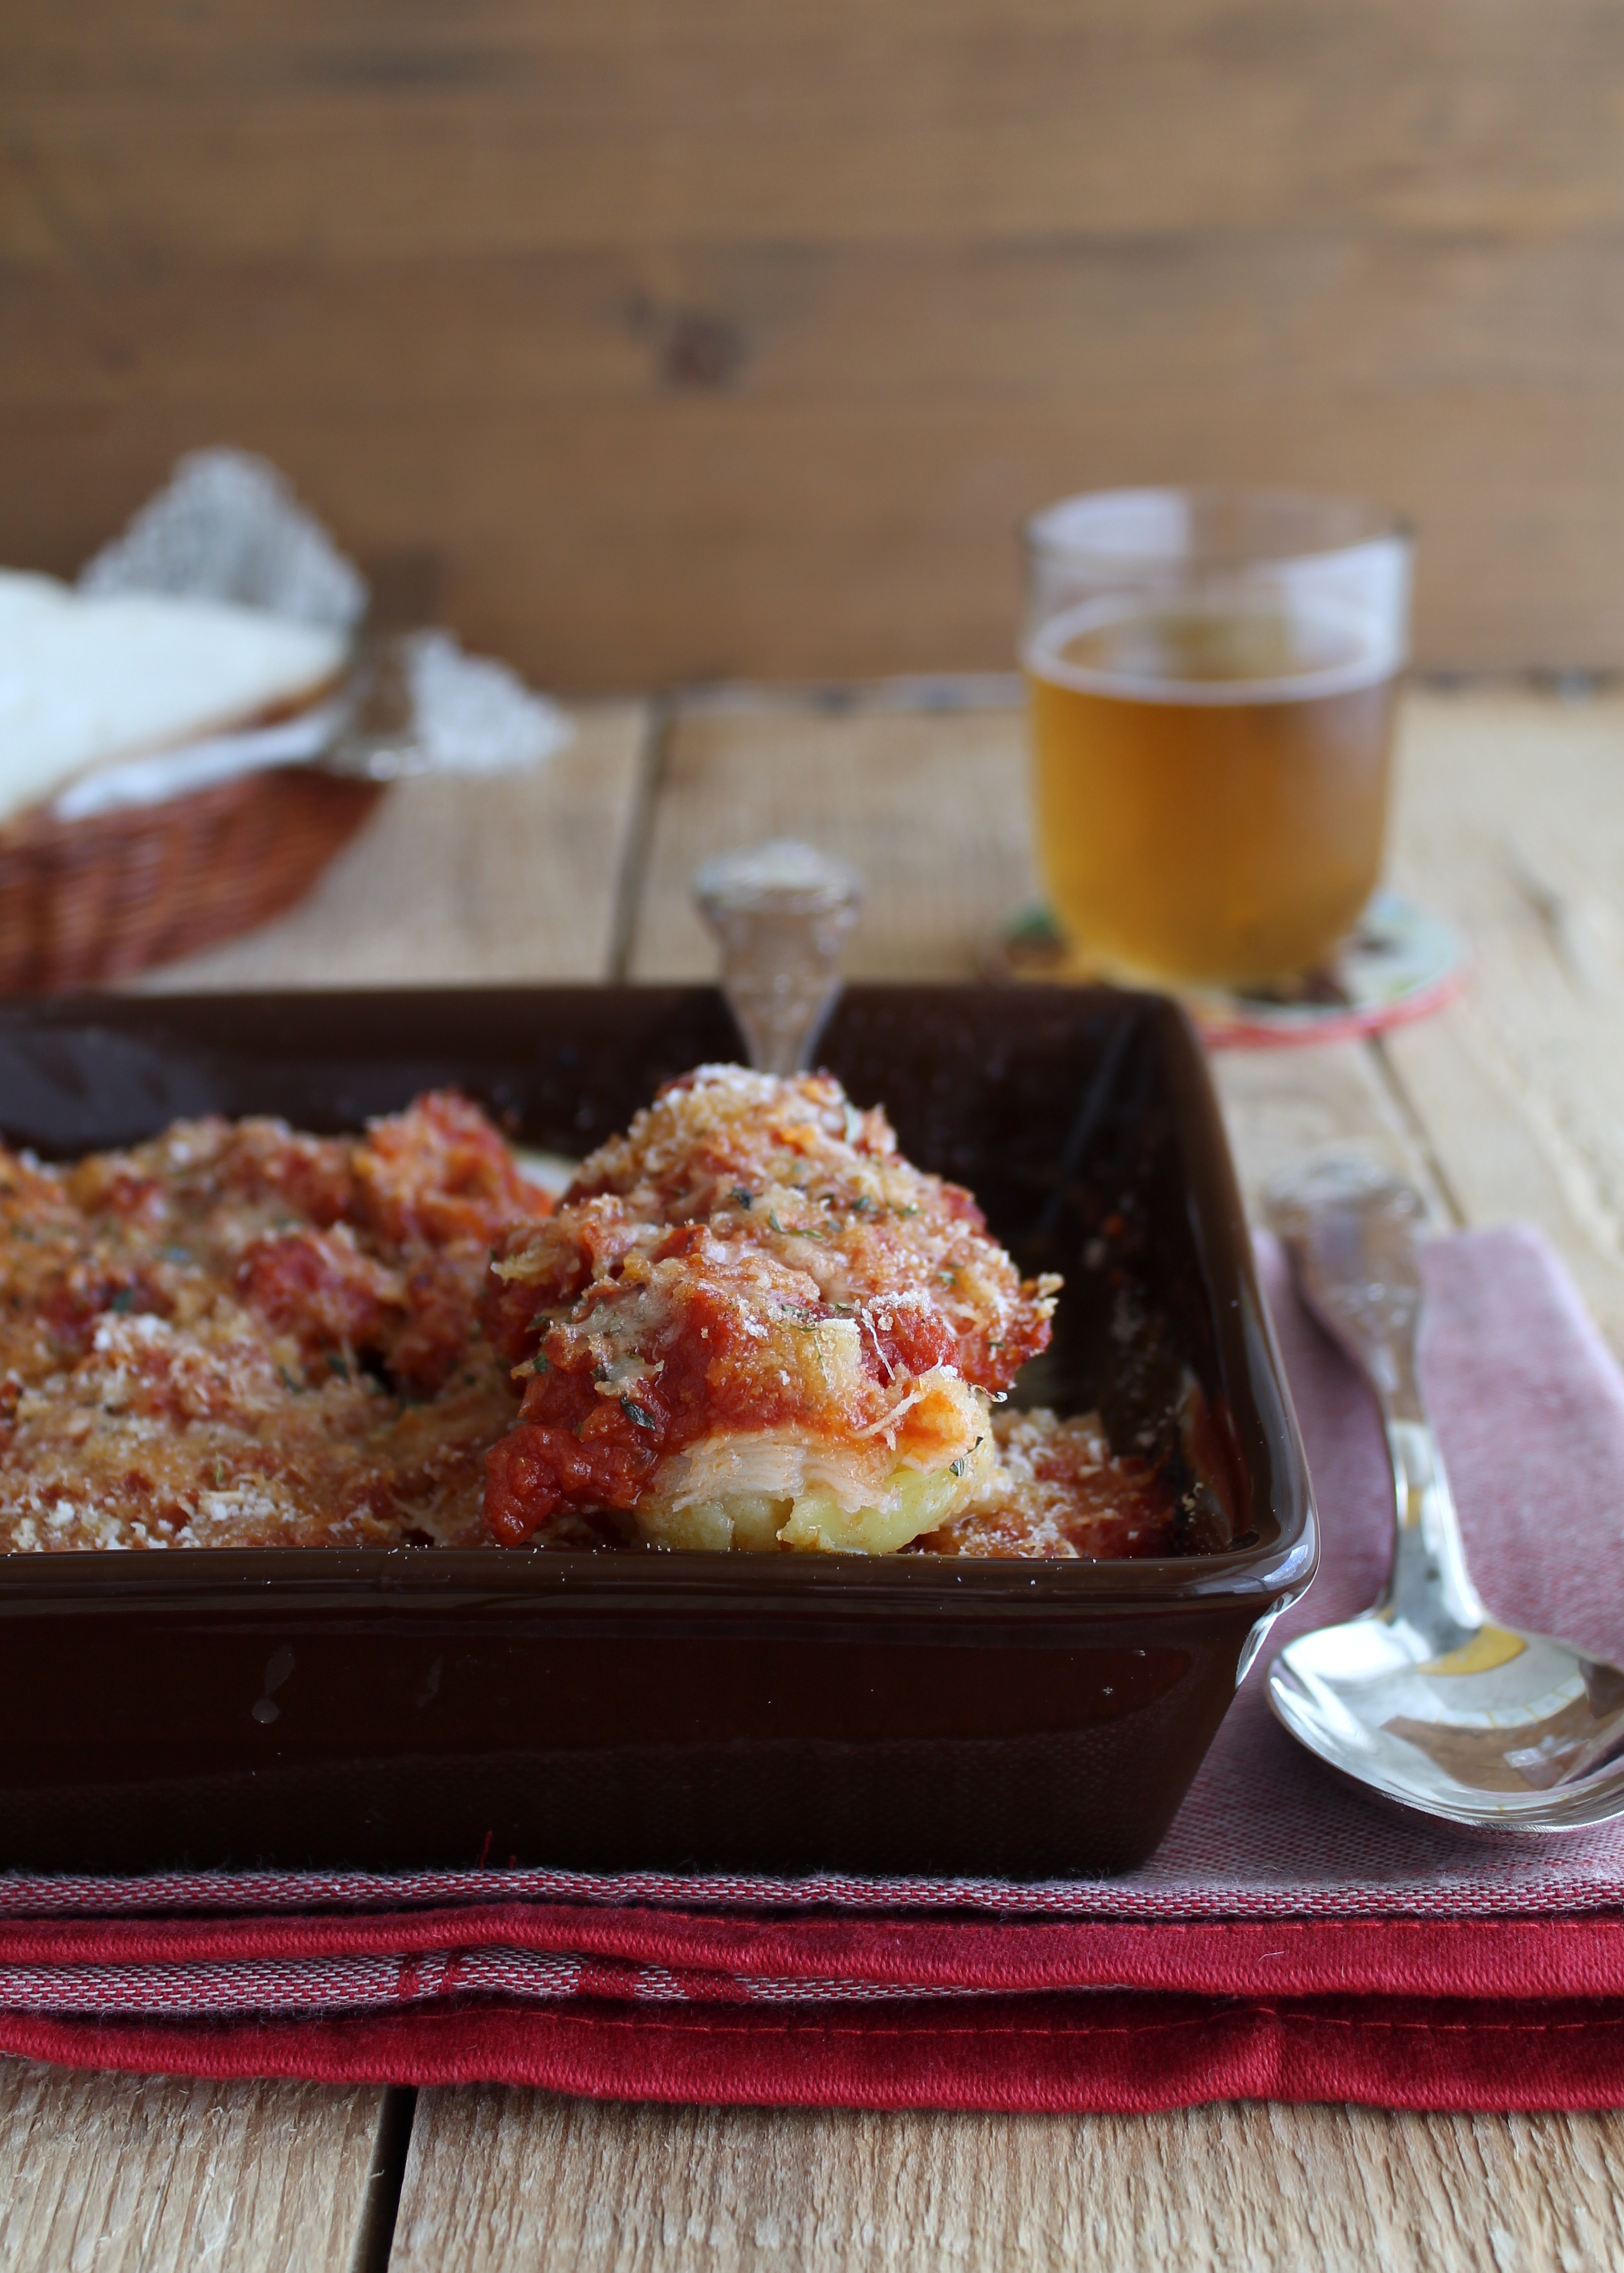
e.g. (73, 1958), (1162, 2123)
(1022, 488), (1411, 990)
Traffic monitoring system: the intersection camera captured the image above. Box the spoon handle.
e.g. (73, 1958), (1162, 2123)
(692, 841), (864, 1076)
(1264, 1155), (1485, 1643)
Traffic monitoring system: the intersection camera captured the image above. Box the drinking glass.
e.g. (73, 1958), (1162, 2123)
(1021, 488), (1412, 990)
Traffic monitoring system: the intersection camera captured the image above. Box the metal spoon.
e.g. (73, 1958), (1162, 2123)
(1263, 1154), (1624, 1834)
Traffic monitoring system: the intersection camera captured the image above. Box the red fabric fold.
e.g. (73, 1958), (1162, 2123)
(6, 1903), (1624, 2003)
(4, 1992), (1622, 2114)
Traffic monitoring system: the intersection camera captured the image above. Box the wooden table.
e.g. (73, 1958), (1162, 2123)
(6, 680), (1624, 2269)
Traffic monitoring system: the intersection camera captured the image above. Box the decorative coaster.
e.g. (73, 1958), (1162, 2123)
(990, 889), (1465, 1050)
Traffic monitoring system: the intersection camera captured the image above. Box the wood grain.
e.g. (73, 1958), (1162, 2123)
(10, 0), (1624, 678)
(1385, 687), (1624, 1354)
(11, 0), (1624, 252)
(392, 2090), (1624, 2271)
(1210, 1042), (1451, 1227)
(136, 700), (653, 991)
(0, 2058), (390, 2272)
(8, 330), (1624, 686)
(18, 238), (1624, 423)
(630, 701), (1036, 982)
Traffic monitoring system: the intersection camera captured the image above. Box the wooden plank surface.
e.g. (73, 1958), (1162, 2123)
(1209, 1040), (1450, 1226)
(14, 0), (1624, 252)
(1383, 687), (1624, 1352)
(392, 2093), (1624, 2272)
(137, 700), (653, 992)
(630, 699), (1035, 982)
(8, 311), (1624, 688)
(11, 2), (1624, 679)
(0, 2060), (397, 2273)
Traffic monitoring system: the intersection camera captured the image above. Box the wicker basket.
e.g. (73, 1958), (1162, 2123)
(0, 767), (384, 993)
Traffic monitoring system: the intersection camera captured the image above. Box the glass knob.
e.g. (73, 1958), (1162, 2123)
(692, 839), (864, 1076)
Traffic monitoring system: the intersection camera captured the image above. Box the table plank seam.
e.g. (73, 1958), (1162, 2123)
(352, 2083), (416, 2273)
(1368, 1038), (1469, 1229)
(608, 697), (675, 983)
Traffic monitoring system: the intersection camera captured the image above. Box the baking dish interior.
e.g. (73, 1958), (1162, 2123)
(0, 980), (1310, 1602)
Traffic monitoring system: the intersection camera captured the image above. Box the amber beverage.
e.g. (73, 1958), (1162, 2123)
(1022, 492), (1411, 991)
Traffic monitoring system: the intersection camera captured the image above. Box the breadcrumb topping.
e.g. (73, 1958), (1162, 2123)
(0, 1092), (550, 1550)
(0, 1069), (1186, 1561)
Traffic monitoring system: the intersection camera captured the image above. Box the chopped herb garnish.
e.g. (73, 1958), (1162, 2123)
(277, 1366), (301, 1393)
(528, 1308), (553, 1331)
(948, 1436), (984, 1480)
(731, 1188), (754, 1209)
(894, 1204), (920, 1218)
(109, 1286), (134, 1314)
(326, 1351), (350, 1380)
(937, 1270), (956, 1287)
(850, 1194), (873, 1215)
(621, 1396), (657, 1430)
(769, 1209), (823, 1240)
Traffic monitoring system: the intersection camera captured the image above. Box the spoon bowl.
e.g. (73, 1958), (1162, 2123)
(1269, 1606), (1624, 1836)
(1264, 1155), (1624, 1836)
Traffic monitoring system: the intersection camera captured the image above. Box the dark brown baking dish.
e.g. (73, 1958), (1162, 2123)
(0, 983), (1314, 1879)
